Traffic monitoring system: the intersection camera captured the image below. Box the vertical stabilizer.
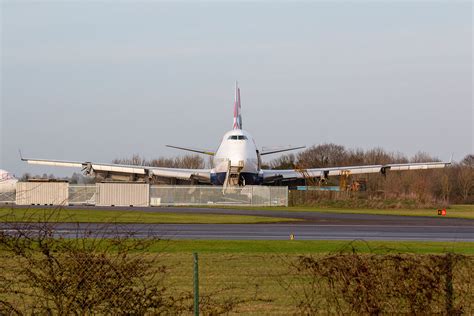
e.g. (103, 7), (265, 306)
(233, 82), (242, 130)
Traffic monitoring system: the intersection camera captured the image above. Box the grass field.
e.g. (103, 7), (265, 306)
(194, 204), (474, 219)
(155, 251), (474, 314)
(146, 239), (474, 254)
(281, 204), (474, 218)
(2, 240), (473, 315)
(0, 207), (299, 224)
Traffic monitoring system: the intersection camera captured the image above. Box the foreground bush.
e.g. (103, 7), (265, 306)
(0, 219), (250, 315)
(0, 223), (187, 315)
(284, 251), (474, 314)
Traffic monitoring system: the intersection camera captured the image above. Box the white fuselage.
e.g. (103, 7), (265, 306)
(0, 170), (17, 193)
(210, 129), (262, 185)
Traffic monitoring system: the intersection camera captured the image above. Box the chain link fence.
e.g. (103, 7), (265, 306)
(68, 185), (97, 205)
(0, 184), (288, 207)
(149, 185), (288, 206)
(0, 192), (15, 204)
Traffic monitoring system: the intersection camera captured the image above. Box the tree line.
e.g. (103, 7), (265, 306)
(266, 143), (473, 204)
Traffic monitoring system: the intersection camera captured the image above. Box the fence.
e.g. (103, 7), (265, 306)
(0, 191), (15, 204)
(0, 183), (288, 207)
(149, 185), (288, 206)
(68, 185), (97, 205)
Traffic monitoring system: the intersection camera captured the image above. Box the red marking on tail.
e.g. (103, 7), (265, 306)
(233, 82), (242, 129)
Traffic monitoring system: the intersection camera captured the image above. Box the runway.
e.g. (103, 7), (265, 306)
(2, 206), (474, 241)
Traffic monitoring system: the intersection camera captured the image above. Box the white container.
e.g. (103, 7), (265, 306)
(96, 183), (149, 207)
(16, 182), (68, 206)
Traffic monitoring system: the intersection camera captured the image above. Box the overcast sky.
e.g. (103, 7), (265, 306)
(1, 1), (472, 177)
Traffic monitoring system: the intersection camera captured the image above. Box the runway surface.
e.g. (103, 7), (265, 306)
(2, 205), (474, 241)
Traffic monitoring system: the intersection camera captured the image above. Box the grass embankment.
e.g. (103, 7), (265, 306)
(0, 207), (298, 224)
(147, 239), (474, 254)
(196, 204), (474, 219)
(281, 204), (474, 218)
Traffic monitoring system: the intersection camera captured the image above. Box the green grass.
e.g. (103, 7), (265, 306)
(192, 204), (474, 219)
(4, 238), (471, 255)
(147, 239), (474, 254)
(0, 207), (299, 224)
(280, 204), (474, 219)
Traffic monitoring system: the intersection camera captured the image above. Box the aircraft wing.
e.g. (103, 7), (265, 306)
(261, 161), (451, 183)
(149, 167), (211, 182)
(260, 145), (306, 156)
(166, 145), (215, 156)
(21, 157), (211, 182)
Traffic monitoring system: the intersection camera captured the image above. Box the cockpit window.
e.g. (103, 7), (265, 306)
(228, 135), (247, 140)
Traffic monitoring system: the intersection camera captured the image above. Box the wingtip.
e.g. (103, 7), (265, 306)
(18, 149), (24, 161)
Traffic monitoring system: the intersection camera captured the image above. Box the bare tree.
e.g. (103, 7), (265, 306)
(364, 147), (392, 165)
(19, 173), (31, 181)
(410, 151), (439, 163)
(297, 143), (346, 168)
(457, 154), (474, 202)
(173, 155), (206, 169)
(112, 154), (147, 166)
(440, 172), (452, 203)
(113, 154), (205, 169)
(149, 157), (176, 167)
(268, 154), (296, 169)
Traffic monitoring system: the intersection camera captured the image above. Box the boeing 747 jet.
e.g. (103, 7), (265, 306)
(22, 83), (450, 186)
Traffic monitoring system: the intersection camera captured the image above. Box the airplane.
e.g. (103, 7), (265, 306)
(0, 169), (18, 194)
(21, 83), (450, 186)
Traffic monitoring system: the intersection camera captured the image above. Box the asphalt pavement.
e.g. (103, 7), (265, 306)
(2, 205), (473, 241)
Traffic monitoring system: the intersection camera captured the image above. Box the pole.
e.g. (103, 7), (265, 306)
(193, 252), (199, 316)
(445, 253), (454, 314)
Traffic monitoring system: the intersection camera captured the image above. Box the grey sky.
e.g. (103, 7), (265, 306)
(1, 1), (472, 177)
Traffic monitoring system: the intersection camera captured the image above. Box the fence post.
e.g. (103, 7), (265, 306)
(193, 252), (199, 316)
(251, 186), (254, 206)
(198, 186), (201, 205)
(445, 252), (454, 314)
(269, 186), (272, 206)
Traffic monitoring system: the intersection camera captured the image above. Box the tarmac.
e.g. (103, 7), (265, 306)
(2, 205), (473, 241)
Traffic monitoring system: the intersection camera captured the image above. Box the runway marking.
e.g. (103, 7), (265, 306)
(230, 224), (474, 228)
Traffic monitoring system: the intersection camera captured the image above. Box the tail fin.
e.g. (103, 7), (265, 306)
(233, 81), (242, 130)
